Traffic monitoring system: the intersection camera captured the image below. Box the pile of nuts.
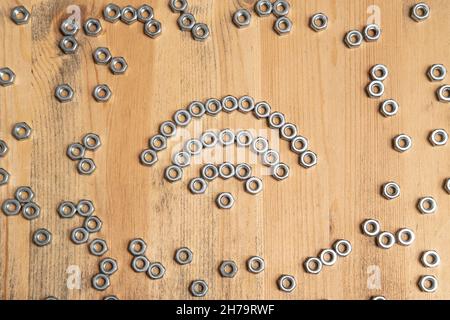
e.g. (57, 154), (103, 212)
(0, 141), (10, 186)
(58, 198), (118, 293)
(59, 18), (81, 55)
(366, 64), (388, 99)
(233, 0), (293, 36)
(303, 240), (352, 275)
(344, 22), (382, 49)
(2, 186), (41, 221)
(418, 250), (440, 293)
(427, 64), (450, 103)
(93, 46), (128, 76)
(66, 133), (101, 176)
(129, 238), (166, 280)
(361, 219), (415, 249)
(170, 0), (210, 41)
(92, 258), (118, 291)
(1, 186), (49, 247)
(103, 3), (162, 39)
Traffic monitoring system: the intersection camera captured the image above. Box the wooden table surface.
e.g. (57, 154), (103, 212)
(0, 0), (449, 300)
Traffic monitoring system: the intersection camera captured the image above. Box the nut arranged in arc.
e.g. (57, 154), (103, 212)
(120, 6), (138, 25)
(144, 19), (162, 38)
(103, 3), (121, 23)
(84, 18), (103, 36)
(274, 16), (292, 36)
(233, 9), (251, 28)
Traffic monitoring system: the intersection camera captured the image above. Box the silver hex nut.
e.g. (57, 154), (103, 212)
(144, 19), (162, 39)
(219, 261), (238, 278)
(93, 47), (112, 65)
(444, 178), (450, 194)
(12, 122), (32, 141)
(84, 18), (103, 37)
(10, 6), (30, 25)
(437, 85), (450, 103)
(0, 68), (16, 87)
(274, 16), (292, 36)
(0, 168), (10, 186)
(59, 36), (79, 54)
(121, 6), (138, 25)
(177, 13), (196, 31)
(55, 84), (74, 103)
(109, 57), (128, 75)
(0, 140), (9, 157)
(60, 19), (79, 36)
(103, 3), (122, 23)
(93, 84), (112, 102)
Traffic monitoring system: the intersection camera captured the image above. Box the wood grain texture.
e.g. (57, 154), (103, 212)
(0, 0), (449, 300)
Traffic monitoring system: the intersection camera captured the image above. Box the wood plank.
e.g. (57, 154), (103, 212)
(0, 0), (449, 300)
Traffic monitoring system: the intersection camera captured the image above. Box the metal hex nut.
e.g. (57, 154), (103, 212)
(219, 260), (238, 278)
(255, 0), (273, 17)
(12, 122), (32, 141)
(169, 0), (188, 13)
(103, 3), (121, 23)
(444, 178), (450, 194)
(233, 9), (252, 28)
(393, 134), (412, 153)
(0, 168), (10, 186)
(93, 84), (112, 102)
(144, 20), (162, 39)
(55, 84), (74, 103)
(121, 6), (138, 25)
(109, 57), (128, 75)
(273, 0), (290, 17)
(0, 140), (9, 157)
(274, 16), (292, 35)
(0, 68), (16, 87)
(437, 85), (450, 103)
(191, 23), (209, 41)
(59, 36), (79, 54)
(93, 47), (112, 65)
(382, 182), (400, 200)
(137, 4), (154, 23)
(427, 64), (446, 82)
(345, 30), (363, 48)
(84, 18), (103, 37)
(410, 3), (430, 22)
(310, 13), (328, 32)
(10, 6), (30, 25)
(77, 158), (96, 175)
(177, 13), (196, 31)
(66, 143), (86, 161)
(60, 19), (79, 36)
